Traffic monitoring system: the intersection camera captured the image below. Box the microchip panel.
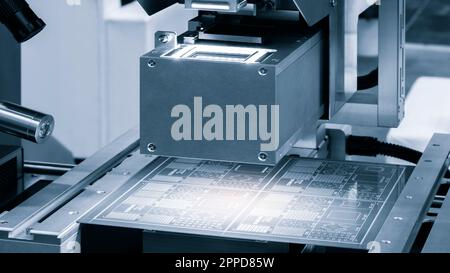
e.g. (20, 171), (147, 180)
(89, 157), (406, 249)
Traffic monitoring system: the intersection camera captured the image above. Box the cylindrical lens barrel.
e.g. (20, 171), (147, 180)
(0, 102), (54, 144)
(0, 0), (45, 43)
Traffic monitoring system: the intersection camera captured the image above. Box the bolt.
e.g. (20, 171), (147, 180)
(96, 190), (106, 194)
(258, 68), (268, 76)
(0, 220), (8, 224)
(258, 152), (268, 162)
(147, 143), (157, 153)
(68, 211), (79, 215)
(393, 216), (403, 221)
(406, 195), (413, 200)
(381, 240), (391, 244)
(158, 34), (169, 43)
(330, 0), (337, 7)
(148, 60), (156, 68)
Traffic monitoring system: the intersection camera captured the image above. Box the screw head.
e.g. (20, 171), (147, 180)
(258, 152), (268, 162)
(330, 0), (337, 7)
(0, 220), (8, 224)
(148, 60), (156, 68)
(147, 143), (157, 153)
(381, 240), (391, 244)
(258, 68), (268, 76)
(68, 211), (79, 215)
(96, 190), (106, 194)
(158, 34), (169, 43)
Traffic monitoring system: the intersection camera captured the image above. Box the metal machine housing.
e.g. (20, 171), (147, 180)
(140, 22), (325, 165)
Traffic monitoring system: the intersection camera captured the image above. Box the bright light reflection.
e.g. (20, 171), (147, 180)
(164, 44), (276, 64)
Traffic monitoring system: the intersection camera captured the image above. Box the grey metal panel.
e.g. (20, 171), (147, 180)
(275, 41), (324, 162)
(141, 56), (275, 164)
(0, 128), (139, 238)
(378, 0), (405, 127)
(373, 134), (450, 253)
(422, 188), (450, 253)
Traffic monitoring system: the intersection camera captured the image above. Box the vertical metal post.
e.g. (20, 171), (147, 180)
(327, 0), (341, 118)
(378, 0), (405, 127)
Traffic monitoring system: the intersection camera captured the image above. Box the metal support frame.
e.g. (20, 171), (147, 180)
(0, 129), (144, 252)
(328, 0), (405, 128)
(373, 134), (450, 253)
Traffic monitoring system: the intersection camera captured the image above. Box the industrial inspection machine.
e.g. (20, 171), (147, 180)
(1, 0), (449, 253)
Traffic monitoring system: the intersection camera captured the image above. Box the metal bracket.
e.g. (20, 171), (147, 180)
(155, 31), (177, 49)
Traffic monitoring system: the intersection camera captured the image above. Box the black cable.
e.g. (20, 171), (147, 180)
(346, 135), (423, 164)
(357, 68), (378, 90)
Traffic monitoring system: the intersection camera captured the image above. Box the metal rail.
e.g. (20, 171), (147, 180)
(0, 128), (139, 239)
(373, 134), (450, 253)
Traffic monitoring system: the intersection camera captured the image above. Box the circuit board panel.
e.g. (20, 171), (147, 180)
(90, 157), (406, 249)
